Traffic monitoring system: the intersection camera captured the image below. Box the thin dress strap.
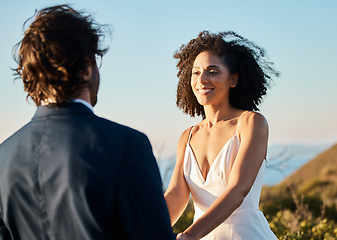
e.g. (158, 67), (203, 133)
(187, 126), (195, 144)
(234, 111), (251, 136)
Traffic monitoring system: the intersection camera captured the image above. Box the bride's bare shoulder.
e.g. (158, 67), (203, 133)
(238, 112), (268, 138)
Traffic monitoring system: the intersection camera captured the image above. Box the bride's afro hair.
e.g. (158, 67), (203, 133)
(174, 31), (280, 118)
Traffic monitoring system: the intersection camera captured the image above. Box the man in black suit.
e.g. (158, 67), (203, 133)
(0, 5), (175, 240)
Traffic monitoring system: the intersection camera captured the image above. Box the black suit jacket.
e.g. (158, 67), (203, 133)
(0, 103), (175, 240)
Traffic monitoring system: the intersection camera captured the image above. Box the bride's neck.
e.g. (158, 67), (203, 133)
(203, 105), (242, 127)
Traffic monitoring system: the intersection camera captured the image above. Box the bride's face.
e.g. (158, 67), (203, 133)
(191, 51), (237, 107)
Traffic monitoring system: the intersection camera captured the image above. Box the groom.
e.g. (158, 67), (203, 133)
(0, 5), (174, 240)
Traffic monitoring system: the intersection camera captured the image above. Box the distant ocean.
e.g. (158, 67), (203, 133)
(263, 157), (314, 185)
(158, 144), (331, 189)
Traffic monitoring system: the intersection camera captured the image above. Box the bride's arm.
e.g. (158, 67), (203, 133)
(179, 112), (268, 239)
(164, 128), (191, 226)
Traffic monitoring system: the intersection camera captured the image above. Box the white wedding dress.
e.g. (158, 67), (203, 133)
(183, 119), (277, 239)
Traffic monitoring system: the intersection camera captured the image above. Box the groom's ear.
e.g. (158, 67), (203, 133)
(82, 57), (95, 82)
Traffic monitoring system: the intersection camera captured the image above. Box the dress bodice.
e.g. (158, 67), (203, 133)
(182, 115), (277, 239)
(184, 135), (265, 215)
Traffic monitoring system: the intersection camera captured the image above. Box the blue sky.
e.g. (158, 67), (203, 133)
(1, 0), (336, 158)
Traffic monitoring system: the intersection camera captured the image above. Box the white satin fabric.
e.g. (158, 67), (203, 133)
(183, 128), (277, 239)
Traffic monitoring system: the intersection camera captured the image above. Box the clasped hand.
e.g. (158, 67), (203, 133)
(176, 232), (197, 240)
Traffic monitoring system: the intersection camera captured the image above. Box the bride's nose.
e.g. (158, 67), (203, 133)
(197, 71), (209, 83)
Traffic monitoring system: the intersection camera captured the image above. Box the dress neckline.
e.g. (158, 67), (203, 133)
(187, 135), (239, 183)
(186, 111), (250, 182)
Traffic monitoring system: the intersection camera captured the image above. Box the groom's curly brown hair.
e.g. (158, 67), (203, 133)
(174, 31), (280, 118)
(13, 4), (109, 106)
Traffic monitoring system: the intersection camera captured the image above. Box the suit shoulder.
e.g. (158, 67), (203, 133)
(94, 116), (149, 141)
(0, 122), (30, 148)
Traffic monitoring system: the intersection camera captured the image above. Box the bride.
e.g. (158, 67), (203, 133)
(164, 31), (279, 240)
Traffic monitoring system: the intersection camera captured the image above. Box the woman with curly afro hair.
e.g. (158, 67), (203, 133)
(165, 31), (279, 240)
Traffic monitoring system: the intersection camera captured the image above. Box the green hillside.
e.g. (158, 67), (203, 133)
(261, 143), (337, 206)
(260, 143), (337, 239)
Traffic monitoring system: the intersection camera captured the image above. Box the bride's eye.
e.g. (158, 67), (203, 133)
(209, 70), (218, 75)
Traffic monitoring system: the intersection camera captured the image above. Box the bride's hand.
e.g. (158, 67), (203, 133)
(176, 232), (197, 240)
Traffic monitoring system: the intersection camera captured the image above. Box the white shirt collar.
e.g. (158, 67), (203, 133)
(41, 98), (94, 112)
(72, 99), (94, 112)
